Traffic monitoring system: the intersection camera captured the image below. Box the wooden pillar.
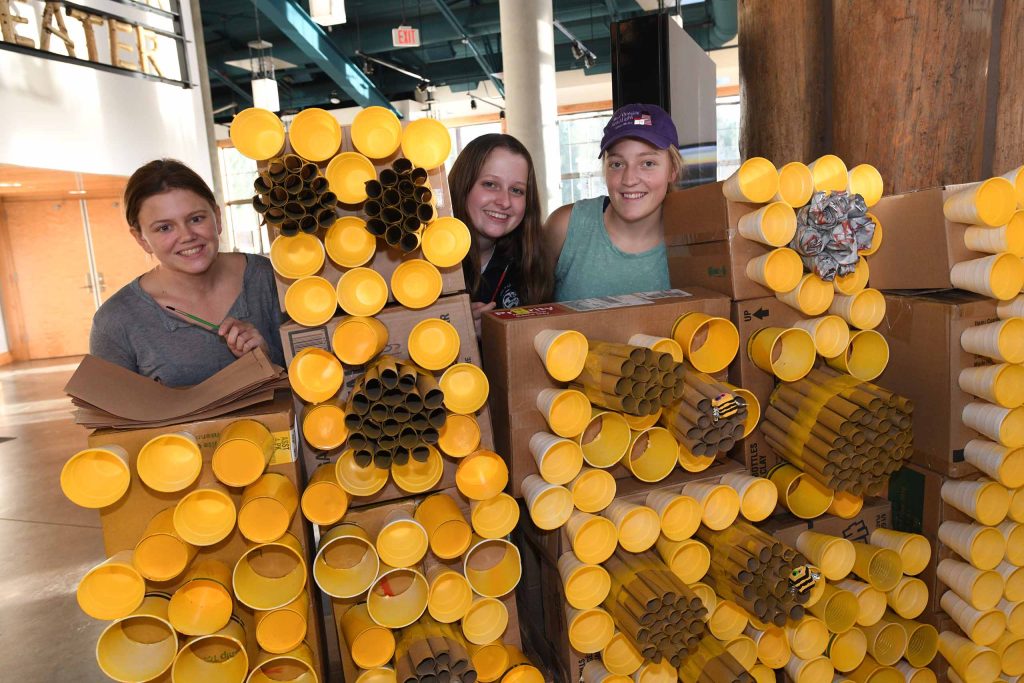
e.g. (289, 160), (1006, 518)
(994, 0), (1024, 176)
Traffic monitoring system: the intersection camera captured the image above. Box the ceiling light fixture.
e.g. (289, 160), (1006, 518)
(554, 19), (597, 70)
(309, 0), (347, 26)
(248, 3), (279, 112)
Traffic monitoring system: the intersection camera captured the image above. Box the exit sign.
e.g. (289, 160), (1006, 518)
(392, 25), (421, 47)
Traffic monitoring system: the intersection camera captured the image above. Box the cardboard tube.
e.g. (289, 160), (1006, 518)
(951, 252), (1024, 301)
(787, 615), (829, 660)
(455, 450), (508, 501)
(965, 212), (1024, 257)
(827, 329), (889, 382)
(808, 584), (859, 634)
(289, 347), (344, 403)
(944, 177), (1018, 227)
(848, 164), (884, 207)
(628, 333), (684, 362)
(720, 472), (778, 522)
(769, 463), (835, 519)
(775, 161), (815, 207)
(827, 627), (867, 673)
(522, 474), (572, 530)
(601, 631), (643, 676)
(256, 590), (308, 655)
(886, 576), (928, 619)
(463, 536), (521, 598)
(566, 511), (618, 564)
(602, 500), (660, 553)
(708, 600), (748, 640)
(77, 549), (146, 620)
(961, 317), (1024, 363)
(738, 201), (798, 247)
(940, 591), (1006, 645)
(247, 642), (317, 683)
(745, 246), (804, 293)
(567, 606), (615, 654)
(671, 312), (740, 373)
(723, 157), (779, 203)
(128, 507), (196, 583)
(937, 558), (1004, 611)
(796, 531), (856, 581)
(60, 443), (131, 509)
(786, 654), (836, 683)
(335, 449), (389, 497)
(537, 388), (592, 438)
(534, 329), (589, 382)
(136, 431), (202, 493)
(939, 521), (1007, 570)
(830, 289), (886, 331)
(300, 464), (350, 527)
(570, 468), (617, 514)
(645, 489), (700, 540)
(408, 318), (461, 371)
(172, 616), (248, 682)
(941, 479), (1011, 526)
(809, 154), (849, 192)
(748, 326), (816, 381)
(963, 402), (1024, 448)
(655, 537), (710, 584)
(681, 481), (740, 530)
(169, 559), (233, 636)
(623, 427), (677, 483)
(559, 552), (611, 610)
(530, 432), (585, 485)
(577, 411), (631, 468)
(462, 596), (508, 645)
(237, 473), (298, 544)
(96, 593), (178, 683)
(792, 315), (851, 358)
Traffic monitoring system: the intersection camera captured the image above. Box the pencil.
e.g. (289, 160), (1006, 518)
(165, 305), (219, 332)
(488, 265), (510, 305)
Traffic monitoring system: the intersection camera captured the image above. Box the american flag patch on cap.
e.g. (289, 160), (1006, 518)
(633, 114), (652, 126)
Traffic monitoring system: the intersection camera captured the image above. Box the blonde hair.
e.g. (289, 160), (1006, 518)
(667, 146), (684, 192)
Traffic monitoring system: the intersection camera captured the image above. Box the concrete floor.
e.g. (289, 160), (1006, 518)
(0, 357), (110, 682)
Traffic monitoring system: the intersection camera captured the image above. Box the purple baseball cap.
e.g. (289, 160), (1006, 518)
(599, 103), (679, 156)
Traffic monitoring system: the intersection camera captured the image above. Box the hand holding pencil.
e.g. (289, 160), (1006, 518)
(166, 306), (269, 358)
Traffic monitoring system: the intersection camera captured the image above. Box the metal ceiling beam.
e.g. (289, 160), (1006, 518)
(209, 66), (253, 104)
(428, 0), (505, 98)
(252, 0), (398, 114)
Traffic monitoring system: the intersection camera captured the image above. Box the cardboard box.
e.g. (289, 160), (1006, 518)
(281, 294), (495, 506)
(662, 181), (774, 302)
(87, 392), (326, 679)
(757, 498), (892, 549)
(875, 291), (1001, 477)
(865, 183), (991, 291)
(480, 288), (732, 498)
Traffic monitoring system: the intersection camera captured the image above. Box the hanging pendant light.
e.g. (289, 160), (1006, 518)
(309, 0), (347, 26)
(249, 3), (280, 112)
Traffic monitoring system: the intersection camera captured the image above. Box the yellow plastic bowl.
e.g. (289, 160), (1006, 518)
(421, 217), (471, 268)
(284, 276), (338, 327)
(326, 152), (377, 204)
(408, 318), (460, 370)
(400, 119), (452, 170)
(270, 233), (325, 279)
(288, 107), (342, 161)
(351, 106), (403, 159)
(230, 108), (285, 160)
(440, 363), (489, 415)
(288, 347), (344, 403)
(325, 216), (376, 268)
(391, 259), (442, 309)
(337, 267), (389, 317)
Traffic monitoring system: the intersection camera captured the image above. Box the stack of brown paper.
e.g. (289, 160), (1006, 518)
(65, 349), (289, 429)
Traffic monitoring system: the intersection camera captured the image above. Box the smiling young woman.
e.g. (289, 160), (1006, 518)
(89, 159), (284, 386)
(544, 104), (682, 301)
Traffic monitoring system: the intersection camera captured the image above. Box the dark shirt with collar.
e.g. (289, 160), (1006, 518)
(466, 239), (523, 309)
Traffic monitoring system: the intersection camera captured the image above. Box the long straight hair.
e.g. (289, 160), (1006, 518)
(448, 134), (553, 305)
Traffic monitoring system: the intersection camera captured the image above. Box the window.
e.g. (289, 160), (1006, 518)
(557, 111), (612, 205)
(218, 146), (269, 255)
(716, 95), (741, 180)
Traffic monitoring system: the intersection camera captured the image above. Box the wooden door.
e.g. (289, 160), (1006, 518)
(86, 195), (156, 303)
(2, 199), (95, 358)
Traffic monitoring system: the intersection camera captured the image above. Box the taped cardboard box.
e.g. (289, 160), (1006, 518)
(662, 180), (774, 302)
(281, 294), (494, 506)
(757, 499), (891, 549)
(87, 391), (326, 679)
(875, 291), (1000, 477)
(481, 288), (731, 498)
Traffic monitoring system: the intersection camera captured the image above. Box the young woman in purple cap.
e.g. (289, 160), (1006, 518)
(545, 103), (682, 301)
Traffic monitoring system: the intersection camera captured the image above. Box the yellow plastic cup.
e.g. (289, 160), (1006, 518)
(745, 623), (790, 669)
(288, 107), (341, 161)
(331, 315), (387, 366)
(999, 592), (1024, 632)
(644, 489), (701, 540)
(999, 519), (1024, 565)
(132, 507), (197, 582)
(409, 318), (460, 370)
(722, 157), (779, 203)
(834, 257), (871, 296)
(796, 530), (856, 581)
(325, 216), (376, 268)
(337, 267), (389, 317)
(830, 288), (886, 330)
(959, 364), (1024, 409)
(326, 151), (377, 204)
(791, 315), (851, 358)
(366, 565), (428, 628)
(136, 431), (202, 493)
(238, 472), (298, 543)
(726, 384), (761, 437)
(808, 584), (859, 634)
(991, 630), (1024, 676)
(601, 631), (643, 676)
(939, 521), (1007, 570)
(829, 491), (866, 519)
(787, 615), (829, 660)
(172, 616), (249, 682)
(400, 118), (452, 170)
(567, 606), (615, 654)
(963, 402), (1024, 448)
(334, 449), (389, 496)
(737, 201), (798, 247)
(681, 481), (741, 530)
(631, 660), (675, 683)
(415, 493), (472, 560)
(1003, 165), (1024, 208)
(566, 510), (618, 564)
(171, 477), (237, 548)
(786, 654), (836, 683)
(1010, 487), (1024, 523)
(502, 646), (544, 683)
(464, 536), (522, 597)
(746, 247), (805, 292)
(937, 558), (1004, 611)
(300, 464), (350, 526)
(950, 253), (1024, 300)
(213, 419), (274, 487)
(622, 427), (676, 483)
(886, 576), (928, 619)
(421, 217), (471, 268)
(850, 541), (903, 592)
(391, 259), (442, 309)
(558, 552), (611, 610)
(835, 578), (887, 627)
(270, 233), (326, 279)
(894, 662), (936, 683)
(961, 317), (1024, 363)
(391, 445), (444, 493)
(256, 589), (308, 654)
(938, 631), (1001, 683)
(375, 509), (428, 568)
(469, 492), (520, 539)
(827, 627), (867, 673)
(627, 333), (684, 362)
(77, 549), (146, 621)
(302, 400), (348, 451)
(964, 212), (1024, 257)
(529, 431), (587, 485)
(655, 536), (710, 584)
(424, 560), (473, 624)
(285, 275), (339, 327)
(809, 154), (849, 192)
(523, 475), (573, 530)
(775, 161), (815, 207)
(869, 529), (931, 576)
(998, 295), (1024, 319)
(351, 106), (402, 158)
(719, 472), (778, 522)
(60, 444), (130, 509)
(847, 655), (900, 683)
(537, 388), (592, 438)
(247, 642), (317, 683)
(232, 532), (306, 612)
(847, 164), (884, 207)
(469, 640), (511, 683)
(601, 500), (660, 552)
(462, 596), (508, 644)
(314, 523), (378, 598)
(230, 108), (285, 160)
(456, 450), (508, 500)
(708, 599), (748, 640)
(827, 329), (890, 381)
(169, 559), (234, 636)
(769, 462), (835, 519)
(941, 478), (1011, 526)
(671, 312), (739, 373)
(777, 273), (836, 316)
(748, 326), (816, 381)
(941, 591), (1006, 646)
(565, 468), (615, 514)
(96, 593), (178, 683)
(944, 177), (1018, 227)
(437, 413), (482, 458)
(577, 410), (631, 468)
(533, 329), (588, 381)
(440, 363), (490, 415)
